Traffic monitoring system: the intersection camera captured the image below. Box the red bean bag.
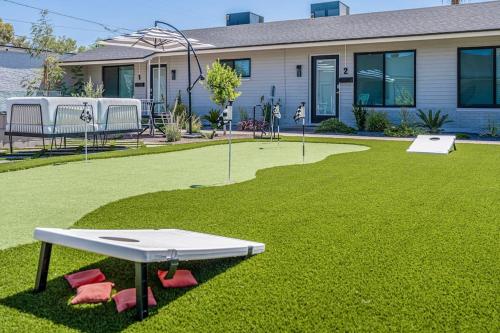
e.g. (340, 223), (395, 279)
(113, 287), (157, 313)
(64, 269), (106, 289)
(71, 282), (115, 305)
(157, 269), (198, 288)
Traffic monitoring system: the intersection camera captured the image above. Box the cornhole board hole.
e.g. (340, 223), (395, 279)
(33, 228), (265, 320)
(407, 135), (457, 154)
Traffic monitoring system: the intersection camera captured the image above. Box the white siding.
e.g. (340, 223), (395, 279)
(76, 35), (500, 132)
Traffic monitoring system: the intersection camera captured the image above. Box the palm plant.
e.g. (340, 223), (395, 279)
(416, 109), (452, 134)
(202, 109), (221, 139)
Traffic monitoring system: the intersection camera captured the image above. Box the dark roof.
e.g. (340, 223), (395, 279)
(62, 46), (153, 63)
(63, 1), (500, 63)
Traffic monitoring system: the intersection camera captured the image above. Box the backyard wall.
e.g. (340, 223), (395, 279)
(78, 35), (500, 133)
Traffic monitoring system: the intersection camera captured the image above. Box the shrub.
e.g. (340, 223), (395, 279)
(456, 133), (471, 140)
(239, 108), (249, 121)
(480, 119), (498, 138)
(165, 124), (181, 142)
(202, 109), (221, 139)
(352, 104), (367, 131)
(172, 90), (187, 120)
(416, 109), (452, 134)
(384, 126), (424, 137)
(171, 90), (189, 130)
(238, 120), (267, 132)
(384, 108), (422, 137)
(366, 111), (391, 132)
(72, 78), (103, 98)
(315, 118), (356, 134)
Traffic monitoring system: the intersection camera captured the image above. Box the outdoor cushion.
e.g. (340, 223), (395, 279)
(64, 269), (106, 289)
(157, 269), (198, 288)
(113, 287), (157, 313)
(71, 282), (114, 305)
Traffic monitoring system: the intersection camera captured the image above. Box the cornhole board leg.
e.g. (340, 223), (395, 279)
(135, 262), (148, 321)
(34, 242), (52, 292)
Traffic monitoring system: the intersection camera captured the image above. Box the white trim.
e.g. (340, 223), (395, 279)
(61, 58), (147, 66)
(457, 108), (500, 112)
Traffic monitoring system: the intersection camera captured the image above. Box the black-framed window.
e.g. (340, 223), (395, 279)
(102, 65), (134, 98)
(219, 58), (251, 78)
(458, 47), (500, 108)
(354, 50), (416, 107)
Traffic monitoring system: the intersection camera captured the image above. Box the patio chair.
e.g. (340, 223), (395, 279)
(140, 100), (171, 136)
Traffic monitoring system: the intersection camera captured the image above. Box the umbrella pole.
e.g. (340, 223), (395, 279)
(157, 56), (160, 133)
(188, 47), (192, 134)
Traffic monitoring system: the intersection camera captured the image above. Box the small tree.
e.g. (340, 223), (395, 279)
(0, 18), (14, 44)
(0, 18), (30, 48)
(204, 60), (242, 111)
(23, 55), (65, 96)
(23, 10), (81, 96)
(75, 78), (104, 98)
(69, 66), (85, 96)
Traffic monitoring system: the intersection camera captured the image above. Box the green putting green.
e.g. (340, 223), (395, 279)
(0, 142), (367, 249)
(0, 138), (498, 332)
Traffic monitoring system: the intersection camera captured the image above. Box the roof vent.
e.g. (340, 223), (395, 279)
(311, 1), (350, 18)
(226, 12), (264, 26)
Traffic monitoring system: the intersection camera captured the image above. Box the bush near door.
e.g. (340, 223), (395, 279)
(384, 109), (424, 137)
(366, 111), (391, 132)
(315, 118), (356, 134)
(352, 104), (368, 131)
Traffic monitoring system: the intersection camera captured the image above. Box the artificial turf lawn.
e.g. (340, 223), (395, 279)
(0, 138), (498, 332)
(0, 141), (366, 249)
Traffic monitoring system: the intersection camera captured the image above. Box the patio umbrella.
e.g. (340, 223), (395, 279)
(100, 22), (213, 134)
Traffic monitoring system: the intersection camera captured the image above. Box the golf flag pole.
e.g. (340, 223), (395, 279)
(294, 102), (306, 163)
(272, 103), (281, 144)
(270, 111), (273, 143)
(224, 101), (234, 183)
(80, 102), (93, 163)
(302, 117), (305, 163)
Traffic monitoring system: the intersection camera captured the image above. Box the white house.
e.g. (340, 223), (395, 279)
(60, 1), (500, 133)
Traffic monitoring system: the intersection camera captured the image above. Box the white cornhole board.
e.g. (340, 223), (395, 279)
(34, 228), (265, 263)
(407, 135), (456, 155)
(33, 228), (265, 320)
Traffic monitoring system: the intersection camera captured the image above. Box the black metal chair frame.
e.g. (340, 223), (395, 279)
(139, 100), (168, 136)
(101, 104), (141, 148)
(6, 103), (142, 154)
(50, 104), (98, 153)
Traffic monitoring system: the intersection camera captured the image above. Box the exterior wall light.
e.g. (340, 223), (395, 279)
(296, 65), (302, 77)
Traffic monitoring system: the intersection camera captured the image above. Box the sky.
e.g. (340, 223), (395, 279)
(0, 0), (490, 46)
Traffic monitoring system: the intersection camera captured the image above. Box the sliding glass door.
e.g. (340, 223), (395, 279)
(102, 65), (134, 98)
(311, 55), (339, 123)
